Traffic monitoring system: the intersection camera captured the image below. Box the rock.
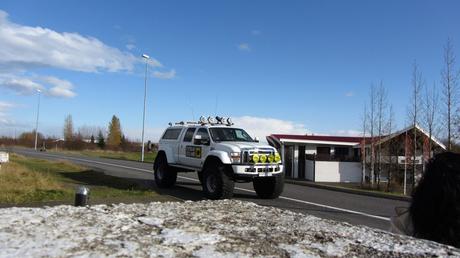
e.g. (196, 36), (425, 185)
(0, 200), (458, 257)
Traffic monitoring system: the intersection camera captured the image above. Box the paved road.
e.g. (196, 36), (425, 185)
(6, 147), (409, 230)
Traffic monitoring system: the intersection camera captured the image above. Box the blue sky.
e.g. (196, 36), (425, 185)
(0, 1), (459, 141)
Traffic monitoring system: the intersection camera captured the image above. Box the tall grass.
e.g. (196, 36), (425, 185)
(0, 155), (73, 203)
(0, 154), (173, 205)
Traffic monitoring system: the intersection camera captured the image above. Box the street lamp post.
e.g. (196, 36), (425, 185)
(141, 54), (150, 162)
(34, 89), (41, 151)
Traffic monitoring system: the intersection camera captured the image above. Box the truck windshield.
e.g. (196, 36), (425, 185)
(209, 128), (254, 142)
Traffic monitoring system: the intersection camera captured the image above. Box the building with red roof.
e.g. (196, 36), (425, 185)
(266, 124), (445, 183)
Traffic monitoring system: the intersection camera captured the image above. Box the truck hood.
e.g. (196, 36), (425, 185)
(215, 142), (276, 152)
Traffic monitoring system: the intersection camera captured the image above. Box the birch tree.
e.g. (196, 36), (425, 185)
(361, 104), (367, 187)
(423, 82), (439, 159)
(386, 105), (395, 192)
(63, 115), (74, 141)
(376, 82), (388, 188)
(367, 84), (377, 186)
(441, 39), (459, 151)
(107, 115), (122, 147)
(408, 61), (423, 190)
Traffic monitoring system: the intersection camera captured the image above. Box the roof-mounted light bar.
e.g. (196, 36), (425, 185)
(169, 116), (234, 126)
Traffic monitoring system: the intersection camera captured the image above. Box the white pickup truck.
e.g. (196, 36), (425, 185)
(154, 117), (284, 200)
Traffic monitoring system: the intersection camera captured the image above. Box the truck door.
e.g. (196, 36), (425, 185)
(179, 127), (197, 167)
(189, 128), (211, 168)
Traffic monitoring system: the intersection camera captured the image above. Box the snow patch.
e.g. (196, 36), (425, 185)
(0, 200), (459, 257)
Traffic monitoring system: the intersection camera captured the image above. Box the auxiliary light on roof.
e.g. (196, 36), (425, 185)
(207, 116), (216, 124)
(172, 116), (234, 126)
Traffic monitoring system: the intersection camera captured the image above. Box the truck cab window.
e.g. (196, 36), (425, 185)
(195, 128), (210, 144)
(183, 128), (196, 142)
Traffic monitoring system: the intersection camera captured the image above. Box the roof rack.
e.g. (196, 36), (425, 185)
(169, 116), (234, 127)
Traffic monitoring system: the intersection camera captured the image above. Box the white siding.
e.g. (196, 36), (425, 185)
(293, 145), (299, 178)
(314, 161), (362, 182)
(305, 145), (316, 154)
(305, 160), (315, 181)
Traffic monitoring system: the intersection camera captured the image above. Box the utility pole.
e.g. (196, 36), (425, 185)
(141, 54), (150, 162)
(34, 89), (41, 150)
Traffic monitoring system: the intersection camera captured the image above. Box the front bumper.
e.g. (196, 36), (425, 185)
(232, 164), (283, 177)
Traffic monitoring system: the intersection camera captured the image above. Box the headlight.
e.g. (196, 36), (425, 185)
(274, 153), (281, 163)
(251, 154), (260, 163)
(230, 152), (241, 163)
(268, 154), (275, 163)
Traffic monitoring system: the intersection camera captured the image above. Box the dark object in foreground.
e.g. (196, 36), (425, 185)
(410, 152), (460, 248)
(75, 186), (90, 206)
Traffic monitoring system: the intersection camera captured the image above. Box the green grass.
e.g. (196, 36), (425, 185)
(317, 182), (410, 197)
(54, 149), (157, 163)
(0, 154), (173, 205)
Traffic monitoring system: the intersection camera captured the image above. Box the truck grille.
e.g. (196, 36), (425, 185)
(242, 148), (275, 164)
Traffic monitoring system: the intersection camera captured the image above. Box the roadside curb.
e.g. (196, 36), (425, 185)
(285, 179), (411, 202)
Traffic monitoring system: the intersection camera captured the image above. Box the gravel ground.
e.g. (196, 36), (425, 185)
(0, 200), (458, 257)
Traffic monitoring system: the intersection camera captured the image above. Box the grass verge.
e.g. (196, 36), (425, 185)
(0, 154), (173, 205)
(316, 182), (410, 197)
(52, 149), (157, 163)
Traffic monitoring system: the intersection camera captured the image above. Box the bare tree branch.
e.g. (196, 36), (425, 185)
(441, 38), (459, 150)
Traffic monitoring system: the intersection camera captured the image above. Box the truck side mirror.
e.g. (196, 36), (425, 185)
(194, 134), (210, 145)
(194, 134), (202, 145)
(254, 136), (260, 143)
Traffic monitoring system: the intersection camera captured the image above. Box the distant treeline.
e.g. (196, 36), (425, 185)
(0, 114), (157, 152)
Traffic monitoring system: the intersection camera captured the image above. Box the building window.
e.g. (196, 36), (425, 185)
(316, 147), (330, 160)
(335, 147), (349, 157)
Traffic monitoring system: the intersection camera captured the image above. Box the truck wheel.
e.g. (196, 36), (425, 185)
(154, 154), (177, 188)
(202, 163), (234, 200)
(253, 175), (284, 199)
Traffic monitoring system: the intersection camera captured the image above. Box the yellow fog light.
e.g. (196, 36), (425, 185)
(274, 153), (281, 163)
(252, 154), (260, 163)
(260, 154), (267, 163)
(268, 154), (275, 163)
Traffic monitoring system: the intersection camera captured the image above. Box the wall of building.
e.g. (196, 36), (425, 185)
(305, 159), (315, 181)
(314, 161), (362, 182)
(305, 145), (316, 154)
(293, 146), (299, 178)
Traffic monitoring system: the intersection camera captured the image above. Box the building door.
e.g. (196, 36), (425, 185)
(284, 146), (293, 178)
(298, 146), (305, 179)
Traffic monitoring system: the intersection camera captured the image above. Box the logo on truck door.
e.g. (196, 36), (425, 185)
(186, 146), (202, 158)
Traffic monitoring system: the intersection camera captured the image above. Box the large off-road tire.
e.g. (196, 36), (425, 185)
(153, 154), (177, 188)
(253, 174), (284, 199)
(202, 162), (235, 200)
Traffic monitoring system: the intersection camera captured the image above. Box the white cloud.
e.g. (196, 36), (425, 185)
(153, 69), (176, 80)
(0, 101), (14, 110)
(0, 101), (16, 126)
(42, 76), (77, 98)
(332, 129), (362, 137)
(124, 127), (166, 142)
(238, 43), (251, 51)
(123, 116), (309, 143)
(0, 77), (44, 95)
(0, 10), (161, 73)
(0, 75), (76, 98)
(126, 44), (136, 50)
(233, 116), (310, 142)
(345, 91), (354, 97)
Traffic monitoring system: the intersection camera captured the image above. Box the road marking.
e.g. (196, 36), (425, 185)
(176, 176), (390, 221)
(17, 149), (390, 222)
